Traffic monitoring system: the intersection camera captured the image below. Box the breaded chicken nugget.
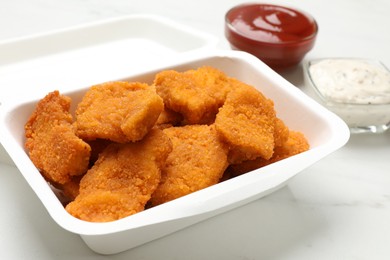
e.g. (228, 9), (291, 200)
(187, 66), (232, 105)
(149, 124), (229, 206)
(154, 66), (231, 124)
(74, 81), (163, 143)
(65, 129), (172, 222)
(274, 117), (289, 147)
(215, 79), (276, 164)
(25, 91), (91, 184)
(228, 131), (310, 176)
(271, 131), (310, 162)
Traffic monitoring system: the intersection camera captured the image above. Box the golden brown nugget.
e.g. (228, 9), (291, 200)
(154, 66), (231, 124)
(74, 81), (163, 143)
(149, 125), (229, 206)
(215, 80), (276, 164)
(65, 129), (172, 222)
(274, 117), (290, 147)
(271, 131), (310, 162)
(25, 91), (91, 184)
(228, 131), (310, 176)
(187, 66), (232, 105)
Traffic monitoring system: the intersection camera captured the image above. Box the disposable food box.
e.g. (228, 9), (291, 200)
(0, 50), (349, 254)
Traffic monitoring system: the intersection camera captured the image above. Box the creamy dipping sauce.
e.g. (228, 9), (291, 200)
(308, 59), (390, 104)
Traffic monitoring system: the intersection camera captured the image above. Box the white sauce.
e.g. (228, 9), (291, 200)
(309, 59), (390, 104)
(305, 59), (390, 132)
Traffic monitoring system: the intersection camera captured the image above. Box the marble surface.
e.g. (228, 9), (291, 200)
(1, 0), (390, 259)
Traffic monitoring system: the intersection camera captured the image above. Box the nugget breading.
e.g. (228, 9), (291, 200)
(215, 79), (276, 164)
(149, 125), (229, 206)
(274, 117), (290, 147)
(154, 66), (231, 124)
(65, 129), (172, 222)
(25, 91), (91, 184)
(271, 131), (310, 161)
(228, 131), (310, 176)
(74, 81), (164, 143)
(187, 66), (232, 105)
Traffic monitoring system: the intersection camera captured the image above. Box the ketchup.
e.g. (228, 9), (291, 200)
(225, 4), (318, 69)
(227, 4), (317, 44)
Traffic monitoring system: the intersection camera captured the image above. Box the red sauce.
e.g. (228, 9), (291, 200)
(227, 4), (317, 44)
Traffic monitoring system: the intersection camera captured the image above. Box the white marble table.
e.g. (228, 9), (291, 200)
(1, 0), (390, 259)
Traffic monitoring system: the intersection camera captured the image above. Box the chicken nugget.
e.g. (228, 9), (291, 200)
(65, 128), (172, 222)
(271, 131), (310, 161)
(274, 117), (290, 147)
(228, 131), (310, 176)
(154, 66), (231, 124)
(149, 124), (229, 206)
(188, 66), (232, 105)
(25, 91), (91, 184)
(215, 79), (276, 164)
(74, 81), (163, 143)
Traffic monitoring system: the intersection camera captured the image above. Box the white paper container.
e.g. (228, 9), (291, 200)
(0, 14), (218, 164)
(0, 50), (349, 254)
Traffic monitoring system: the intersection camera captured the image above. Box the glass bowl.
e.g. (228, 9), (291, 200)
(304, 58), (390, 134)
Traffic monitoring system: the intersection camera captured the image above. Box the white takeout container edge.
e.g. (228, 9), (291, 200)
(0, 50), (350, 254)
(0, 14), (219, 165)
(0, 13), (219, 66)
